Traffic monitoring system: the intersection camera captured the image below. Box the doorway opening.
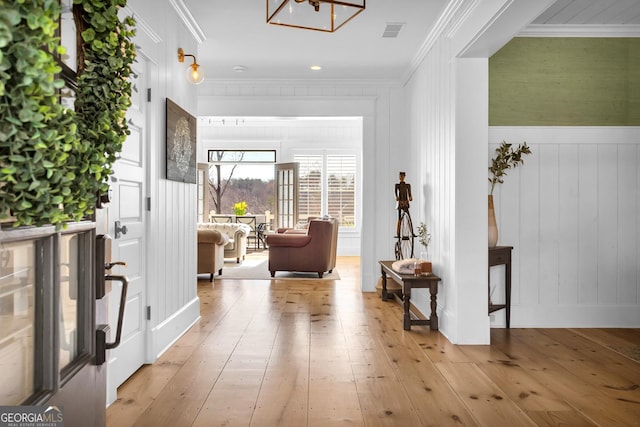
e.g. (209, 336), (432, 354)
(197, 116), (363, 258)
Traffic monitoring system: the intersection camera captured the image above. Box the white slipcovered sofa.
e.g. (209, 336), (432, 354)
(197, 222), (251, 263)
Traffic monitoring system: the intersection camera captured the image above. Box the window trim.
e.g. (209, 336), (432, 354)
(207, 149), (276, 164)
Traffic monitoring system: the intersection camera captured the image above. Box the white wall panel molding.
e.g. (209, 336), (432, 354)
(512, 305), (640, 328)
(204, 79), (401, 88)
(150, 297), (200, 361)
(169, 0), (206, 44)
(490, 126), (640, 145)
(520, 24), (640, 38)
(199, 96), (377, 116)
(488, 128), (639, 328)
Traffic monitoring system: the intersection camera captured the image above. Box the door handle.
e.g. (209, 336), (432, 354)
(95, 274), (129, 365)
(114, 220), (128, 239)
(105, 261), (127, 270)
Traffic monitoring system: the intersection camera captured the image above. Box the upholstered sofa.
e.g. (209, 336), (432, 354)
(265, 217), (339, 278)
(197, 229), (226, 281)
(197, 222), (251, 263)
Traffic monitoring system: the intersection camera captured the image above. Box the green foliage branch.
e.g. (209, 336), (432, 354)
(488, 141), (531, 195)
(416, 222), (430, 250)
(0, 0), (78, 227)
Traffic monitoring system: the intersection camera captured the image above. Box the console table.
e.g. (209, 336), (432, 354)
(379, 260), (442, 331)
(488, 246), (512, 328)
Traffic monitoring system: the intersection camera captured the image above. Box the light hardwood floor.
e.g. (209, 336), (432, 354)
(107, 256), (640, 426)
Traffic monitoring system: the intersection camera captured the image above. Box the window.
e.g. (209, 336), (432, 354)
(201, 150), (276, 224)
(294, 153), (357, 228)
(207, 150), (276, 163)
(296, 155), (322, 220)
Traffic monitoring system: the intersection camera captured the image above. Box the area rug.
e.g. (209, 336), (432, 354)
(219, 258), (340, 280)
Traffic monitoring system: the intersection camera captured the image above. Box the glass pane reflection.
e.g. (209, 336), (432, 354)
(59, 235), (79, 370)
(0, 241), (35, 404)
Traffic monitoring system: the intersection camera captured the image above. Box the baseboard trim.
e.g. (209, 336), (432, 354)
(510, 304), (640, 328)
(149, 297), (201, 361)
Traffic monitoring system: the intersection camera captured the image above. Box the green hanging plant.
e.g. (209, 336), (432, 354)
(0, 0), (78, 227)
(0, 0), (135, 229)
(72, 0), (136, 214)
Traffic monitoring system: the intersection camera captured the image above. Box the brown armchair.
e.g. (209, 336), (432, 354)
(197, 229), (227, 281)
(265, 218), (338, 278)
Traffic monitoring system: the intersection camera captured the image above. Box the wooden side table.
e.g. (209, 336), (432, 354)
(379, 261), (442, 331)
(488, 246), (513, 328)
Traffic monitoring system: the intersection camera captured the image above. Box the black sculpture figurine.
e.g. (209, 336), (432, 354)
(395, 171), (412, 236)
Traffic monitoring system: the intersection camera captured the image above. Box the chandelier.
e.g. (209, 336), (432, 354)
(267, 0), (366, 33)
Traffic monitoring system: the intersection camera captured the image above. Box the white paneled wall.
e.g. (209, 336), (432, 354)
(128, 0), (201, 363)
(404, 0), (500, 344)
(489, 127), (640, 327)
(406, 37), (457, 339)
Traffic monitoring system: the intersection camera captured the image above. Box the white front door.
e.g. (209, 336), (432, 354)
(107, 56), (148, 404)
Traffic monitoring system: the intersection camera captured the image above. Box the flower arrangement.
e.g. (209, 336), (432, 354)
(488, 141), (531, 195)
(417, 222), (430, 250)
(233, 201), (247, 216)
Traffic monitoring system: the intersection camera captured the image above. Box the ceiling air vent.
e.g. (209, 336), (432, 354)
(382, 23), (404, 38)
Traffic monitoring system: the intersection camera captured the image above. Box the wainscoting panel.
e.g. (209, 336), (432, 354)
(489, 127), (640, 327)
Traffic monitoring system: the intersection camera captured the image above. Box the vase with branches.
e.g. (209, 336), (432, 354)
(416, 222), (432, 273)
(417, 222), (430, 253)
(488, 141), (531, 247)
(489, 141), (531, 195)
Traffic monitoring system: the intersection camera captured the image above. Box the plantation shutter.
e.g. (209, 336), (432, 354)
(327, 155), (356, 228)
(294, 154), (323, 222)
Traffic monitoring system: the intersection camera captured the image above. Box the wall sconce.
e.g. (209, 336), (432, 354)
(177, 48), (204, 85)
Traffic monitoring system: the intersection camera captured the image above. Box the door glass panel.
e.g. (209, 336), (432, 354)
(275, 164), (298, 229)
(0, 241), (35, 404)
(59, 234), (79, 370)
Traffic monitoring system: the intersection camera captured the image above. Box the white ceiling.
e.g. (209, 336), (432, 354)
(532, 0), (640, 25)
(183, 0), (640, 82)
(184, 0), (448, 80)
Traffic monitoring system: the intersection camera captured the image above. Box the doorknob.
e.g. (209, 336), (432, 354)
(114, 220), (128, 239)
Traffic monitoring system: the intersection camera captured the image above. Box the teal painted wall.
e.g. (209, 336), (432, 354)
(489, 37), (640, 126)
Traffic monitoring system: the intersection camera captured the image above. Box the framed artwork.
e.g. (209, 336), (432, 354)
(166, 99), (197, 183)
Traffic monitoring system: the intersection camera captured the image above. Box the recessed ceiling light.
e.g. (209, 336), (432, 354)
(310, 65), (322, 71)
(233, 65), (247, 73)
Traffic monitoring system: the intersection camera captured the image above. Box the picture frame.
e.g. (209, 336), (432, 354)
(166, 99), (197, 183)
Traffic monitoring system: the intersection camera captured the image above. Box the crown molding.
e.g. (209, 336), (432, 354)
(489, 126), (640, 145)
(203, 78), (402, 88)
(402, 0), (467, 85)
(519, 24), (640, 38)
(121, 5), (162, 44)
(169, 0), (206, 44)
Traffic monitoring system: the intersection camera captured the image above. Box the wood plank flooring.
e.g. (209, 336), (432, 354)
(107, 257), (640, 426)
